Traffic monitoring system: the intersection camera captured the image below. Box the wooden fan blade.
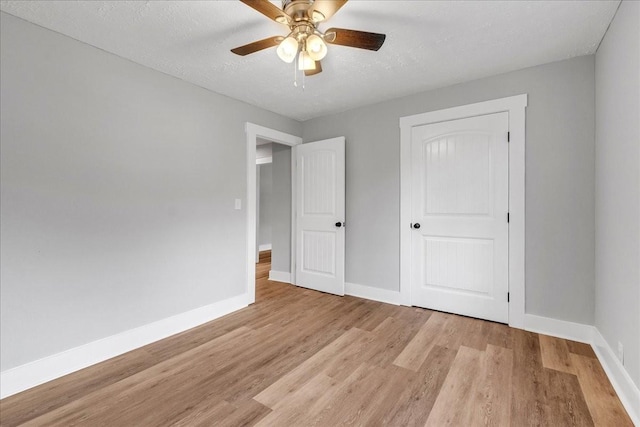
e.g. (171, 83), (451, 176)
(324, 27), (386, 51)
(305, 61), (323, 76)
(231, 36), (284, 56)
(308, 0), (347, 22)
(240, 0), (289, 23)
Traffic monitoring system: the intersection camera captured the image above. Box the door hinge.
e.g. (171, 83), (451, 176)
(507, 131), (510, 142)
(507, 212), (510, 223)
(507, 292), (510, 302)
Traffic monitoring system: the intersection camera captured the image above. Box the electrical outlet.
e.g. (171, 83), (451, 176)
(617, 341), (624, 364)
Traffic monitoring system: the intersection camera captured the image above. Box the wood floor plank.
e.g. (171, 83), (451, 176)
(0, 348), (160, 426)
(425, 345), (485, 426)
(434, 313), (467, 350)
(367, 316), (422, 366)
(383, 345), (457, 426)
(393, 311), (448, 371)
(317, 329), (379, 380)
(466, 344), (513, 426)
(483, 320), (513, 350)
(189, 314), (351, 405)
(353, 300), (402, 331)
(299, 363), (386, 426)
(253, 327), (369, 408)
(457, 315), (490, 352)
(213, 399), (271, 427)
(218, 313), (373, 403)
(545, 368), (594, 427)
(1, 256), (632, 427)
(253, 372), (338, 426)
(540, 333), (575, 374)
(21, 326), (264, 426)
(142, 289), (305, 360)
(353, 364), (417, 425)
(170, 399), (237, 427)
(570, 353), (634, 426)
(510, 329), (547, 426)
(566, 340), (598, 359)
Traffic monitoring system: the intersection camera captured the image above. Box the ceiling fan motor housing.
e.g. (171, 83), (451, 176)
(282, 0), (313, 14)
(282, 0), (322, 25)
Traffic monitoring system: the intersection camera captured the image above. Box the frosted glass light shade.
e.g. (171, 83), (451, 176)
(306, 34), (327, 61)
(298, 51), (316, 71)
(311, 10), (325, 22)
(277, 37), (299, 63)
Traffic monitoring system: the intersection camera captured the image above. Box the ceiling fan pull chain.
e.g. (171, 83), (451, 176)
(293, 54), (298, 87)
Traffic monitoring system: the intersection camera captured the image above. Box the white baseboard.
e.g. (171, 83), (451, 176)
(524, 313), (595, 343)
(592, 329), (640, 425)
(345, 282), (400, 305)
(0, 293), (249, 399)
(256, 156), (272, 165)
(524, 313), (639, 424)
(258, 244), (272, 252)
(269, 270), (291, 283)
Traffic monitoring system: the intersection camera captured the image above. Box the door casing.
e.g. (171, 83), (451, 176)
(399, 94), (527, 328)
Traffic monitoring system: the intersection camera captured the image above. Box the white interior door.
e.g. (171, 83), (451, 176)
(294, 137), (345, 296)
(410, 113), (509, 323)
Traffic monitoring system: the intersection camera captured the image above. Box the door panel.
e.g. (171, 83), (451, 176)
(423, 236), (494, 294)
(411, 113), (509, 323)
(302, 231), (336, 275)
(295, 137), (345, 295)
(423, 133), (492, 215)
(302, 150), (337, 215)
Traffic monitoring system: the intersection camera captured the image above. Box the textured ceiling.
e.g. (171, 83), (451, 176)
(0, 1), (619, 121)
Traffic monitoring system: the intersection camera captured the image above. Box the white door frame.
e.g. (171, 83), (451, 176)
(245, 123), (302, 304)
(256, 163), (261, 263)
(399, 94), (527, 328)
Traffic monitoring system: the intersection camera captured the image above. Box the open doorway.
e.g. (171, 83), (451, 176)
(245, 123), (302, 304)
(255, 142), (272, 287)
(253, 160), (288, 299)
(255, 140), (295, 289)
(256, 138), (273, 262)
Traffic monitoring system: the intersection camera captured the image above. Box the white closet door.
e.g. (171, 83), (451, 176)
(294, 137), (345, 296)
(410, 113), (509, 323)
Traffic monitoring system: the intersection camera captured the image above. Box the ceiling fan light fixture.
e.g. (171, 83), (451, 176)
(298, 51), (316, 71)
(306, 34), (327, 61)
(276, 36), (299, 63)
(310, 10), (325, 22)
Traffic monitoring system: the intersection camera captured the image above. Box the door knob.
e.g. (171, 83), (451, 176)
(335, 221), (343, 227)
(413, 223), (421, 229)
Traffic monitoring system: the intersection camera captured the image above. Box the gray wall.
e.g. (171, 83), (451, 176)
(0, 12), (300, 371)
(595, 0), (639, 388)
(258, 163), (273, 247)
(303, 55), (596, 325)
(271, 144), (292, 273)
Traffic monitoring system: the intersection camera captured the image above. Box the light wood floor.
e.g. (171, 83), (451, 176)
(1, 251), (633, 426)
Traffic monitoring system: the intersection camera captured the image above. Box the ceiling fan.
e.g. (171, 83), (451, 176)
(231, 0), (386, 76)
